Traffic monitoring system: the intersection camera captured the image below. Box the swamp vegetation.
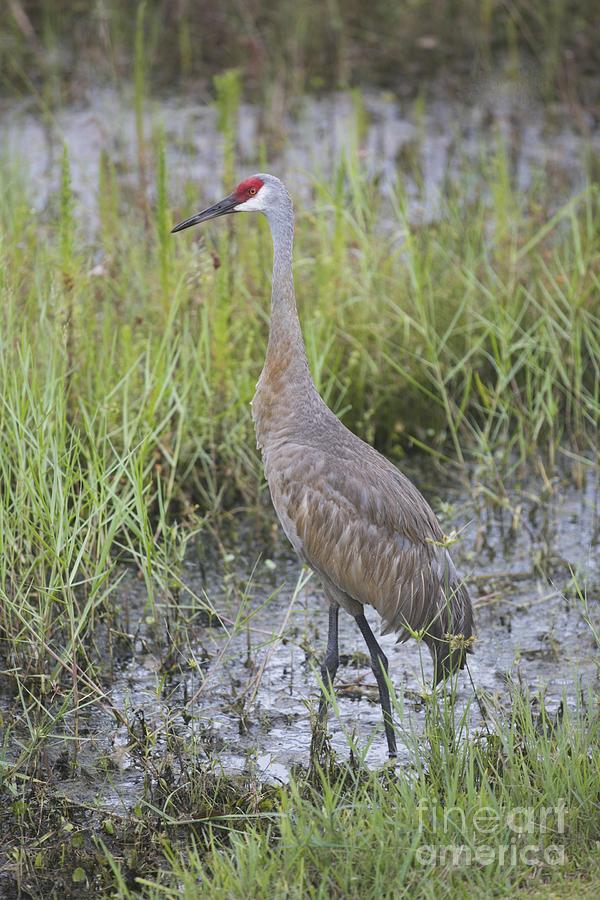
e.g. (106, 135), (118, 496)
(0, 1), (599, 897)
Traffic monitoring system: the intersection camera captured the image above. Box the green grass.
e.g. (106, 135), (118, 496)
(133, 689), (600, 898)
(3, 685), (599, 897)
(0, 72), (600, 895)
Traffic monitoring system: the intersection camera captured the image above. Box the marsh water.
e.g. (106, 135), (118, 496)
(1, 77), (599, 232)
(2, 460), (596, 810)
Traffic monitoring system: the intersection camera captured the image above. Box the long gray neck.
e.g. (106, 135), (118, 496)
(263, 203), (313, 387)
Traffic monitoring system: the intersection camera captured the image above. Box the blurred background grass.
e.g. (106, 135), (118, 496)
(3, 0), (600, 102)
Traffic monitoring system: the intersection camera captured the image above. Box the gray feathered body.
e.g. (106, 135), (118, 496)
(250, 174), (473, 682)
(253, 364), (473, 679)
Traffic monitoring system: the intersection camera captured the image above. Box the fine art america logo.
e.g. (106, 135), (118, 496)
(416, 799), (566, 868)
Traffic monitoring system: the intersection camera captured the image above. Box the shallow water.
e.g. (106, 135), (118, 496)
(1, 77), (598, 232)
(6, 460), (595, 810)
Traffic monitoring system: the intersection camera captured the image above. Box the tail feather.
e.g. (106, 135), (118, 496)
(424, 571), (474, 685)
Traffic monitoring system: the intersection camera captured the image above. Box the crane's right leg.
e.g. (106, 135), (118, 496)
(354, 612), (397, 758)
(310, 603), (339, 759)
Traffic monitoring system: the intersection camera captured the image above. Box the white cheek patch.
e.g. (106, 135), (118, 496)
(234, 195), (264, 212)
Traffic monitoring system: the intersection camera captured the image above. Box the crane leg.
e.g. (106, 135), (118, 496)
(310, 603), (339, 759)
(318, 603), (340, 720)
(354, 612), (397, 758)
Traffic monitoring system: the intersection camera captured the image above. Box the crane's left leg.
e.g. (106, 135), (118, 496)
(310, 603), (339, 759)
(355, 612), (397, 758)
(318, 603), (340, 721)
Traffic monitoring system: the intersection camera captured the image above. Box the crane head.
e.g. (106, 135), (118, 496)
(171, 174), (289, 233)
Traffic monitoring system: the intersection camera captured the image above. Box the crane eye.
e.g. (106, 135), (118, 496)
(249, 187), (256, 195)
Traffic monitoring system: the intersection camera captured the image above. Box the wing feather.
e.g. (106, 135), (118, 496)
(266, 441), (465, 642)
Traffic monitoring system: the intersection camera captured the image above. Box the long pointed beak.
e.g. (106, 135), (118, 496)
(171, 192), (238, 233)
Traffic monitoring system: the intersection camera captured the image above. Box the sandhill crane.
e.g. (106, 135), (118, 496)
(172, 174), (474, 758)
